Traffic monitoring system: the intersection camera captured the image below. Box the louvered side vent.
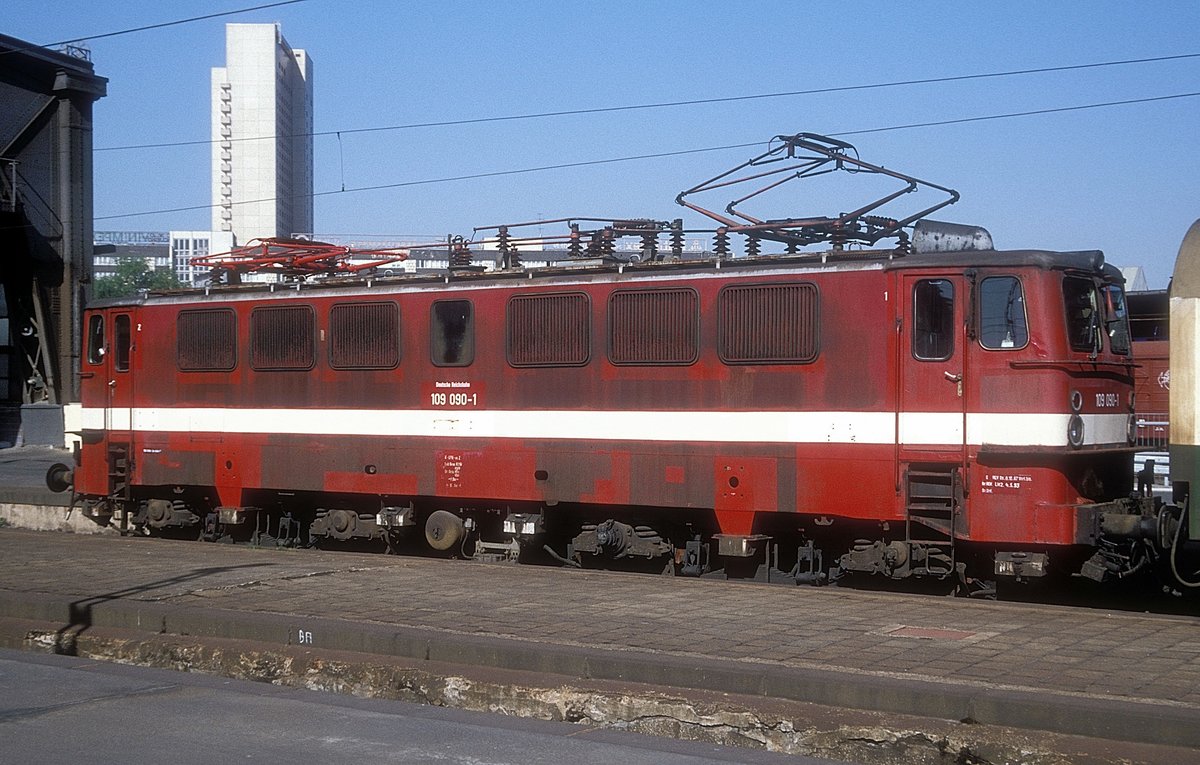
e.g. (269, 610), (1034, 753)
(251, 305), (315, 370)
(177, 309), (237, 371)
(330, 302), (400, 369)
(608, 288), (699, 365)
(718, 283), (819, 364)
(507, 293), (590, 367)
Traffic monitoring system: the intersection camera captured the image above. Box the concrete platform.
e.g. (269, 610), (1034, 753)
(0, 527), (1197, 762)
(0, 446), (71, 507)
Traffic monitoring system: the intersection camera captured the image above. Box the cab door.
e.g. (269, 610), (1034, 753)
(82, 309), (136, 501)
(107, 311), (134, 441)
(898, 273), (968, 460)
(108, 309), (136, 507)
(77, 308), (135, 500)
(77, 311), (110, 496)
(897, 273), (968, 547)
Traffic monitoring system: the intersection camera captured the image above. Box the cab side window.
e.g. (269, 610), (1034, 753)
(431, 300), (474, 367)
(978, 276), (1029, 350)
(86, 315), (105, 364)
(1102, 284), (1131, 355)
(912, 279), (955, 360)
(114, 315), (131, 372)
(1063, 277), (1099, 352)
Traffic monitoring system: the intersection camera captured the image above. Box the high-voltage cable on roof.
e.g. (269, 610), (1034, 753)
(472, 217), (687, 264)
(190, 237), (409, 283)
(676, 132), (960, 250)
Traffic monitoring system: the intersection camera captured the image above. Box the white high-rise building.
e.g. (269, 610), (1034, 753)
(211, 23), (313, 244)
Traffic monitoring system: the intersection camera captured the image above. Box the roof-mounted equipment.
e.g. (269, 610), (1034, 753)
(472, 217), (686, 264)
(191, 237), (410, 284)
(676, 132), (960, 251)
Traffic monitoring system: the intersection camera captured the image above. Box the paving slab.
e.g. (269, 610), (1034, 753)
(0, 528), (1198, 750)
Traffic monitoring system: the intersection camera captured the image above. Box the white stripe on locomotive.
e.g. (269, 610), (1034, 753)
(81, 407), (1131, 448)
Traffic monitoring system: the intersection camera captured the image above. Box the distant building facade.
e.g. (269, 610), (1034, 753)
(170, 230), (235, 285)
(211, 23), (313, 244)
(93, 231), (170, 279)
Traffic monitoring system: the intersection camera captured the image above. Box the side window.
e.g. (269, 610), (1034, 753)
(251, 305), (315, 370)
(178, 309), (237, 371)
(978, 276), (1029, 350)
(1063, 277), (1099, 352)
(718, 282), (819, 364)
(912, 279), (955, 361)
(331, 302), (400, 369)
(507, 293), (590, 367)
(431, 300), (474, 367)
(608, 288), (699, 365)
(86, 314), (105, 364)
(1102, 284), (1131, 355)
(114, 314), (131, 372)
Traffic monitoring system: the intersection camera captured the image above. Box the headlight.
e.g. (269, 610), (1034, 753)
(1068, 414), (1085, 448)
(1127, 413), (1137, 445)
(1070, 390), (1083, 413)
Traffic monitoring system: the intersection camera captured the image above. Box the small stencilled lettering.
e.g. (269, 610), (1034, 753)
(980, 472), (1033, 495)
(441, 453), (464, 489)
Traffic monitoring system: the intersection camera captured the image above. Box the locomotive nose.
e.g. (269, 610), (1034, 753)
(45, 463), (74, 493)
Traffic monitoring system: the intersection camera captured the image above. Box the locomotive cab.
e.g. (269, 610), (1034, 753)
(979, 257), (1200, 589)
(846, 251), (1141, 591)
(72, 300), (144, 525)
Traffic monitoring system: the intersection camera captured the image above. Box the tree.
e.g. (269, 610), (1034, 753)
(93, 256), (181, 299)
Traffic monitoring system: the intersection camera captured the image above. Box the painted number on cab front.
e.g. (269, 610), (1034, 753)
(1095, 393), (1120, 408)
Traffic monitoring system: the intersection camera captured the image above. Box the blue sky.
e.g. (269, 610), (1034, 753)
(6, 1), (1199, 287)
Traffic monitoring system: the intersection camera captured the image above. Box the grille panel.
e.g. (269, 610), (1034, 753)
(608, 289), (698, 365)
(330, 302), (399, 369)
(177, 309), (236, 371)
(718, 283), (819, 364)
(508, 293), (590, 367)
(251, 305), (314, 370)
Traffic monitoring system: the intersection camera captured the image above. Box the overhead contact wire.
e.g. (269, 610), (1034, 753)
(92, 91), (1200, 222)
(92, 52), (1200, 153)
(0, 0), (312, 56)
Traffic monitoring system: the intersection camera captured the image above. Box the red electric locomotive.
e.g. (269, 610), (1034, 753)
(52, 134), (1154, 594)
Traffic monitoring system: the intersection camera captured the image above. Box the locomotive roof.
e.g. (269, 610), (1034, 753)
(89, 247), (1116, 308)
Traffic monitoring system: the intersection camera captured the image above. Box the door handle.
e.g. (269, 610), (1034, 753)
(944, 371), (964, 397)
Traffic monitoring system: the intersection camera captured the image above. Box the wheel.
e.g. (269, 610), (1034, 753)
(146, 499), (173, 528)
(327, 509), (357, 541)
(425, 510), (464, 551)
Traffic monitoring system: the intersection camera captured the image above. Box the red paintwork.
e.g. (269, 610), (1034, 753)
(1132, 339), (1169, 446)
(75, 254), (1135, 551)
